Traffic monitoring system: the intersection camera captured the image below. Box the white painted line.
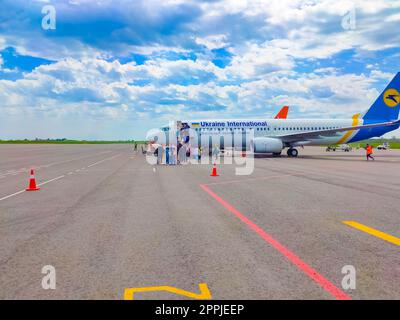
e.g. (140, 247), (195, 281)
(87, 154), (120, 168)
(37, 175), (65, 186)
(0, 175), (65, 202)
(0, 153), (119, 202)
(0, 190), (26, 201)
(0, 151), (113, 177)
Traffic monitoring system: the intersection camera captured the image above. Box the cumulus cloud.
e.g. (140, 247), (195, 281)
(1, 0), (398, 61)
(195, 34), (229, 50)
(0, 56), (393, 121)
(0, 0), (399, 139)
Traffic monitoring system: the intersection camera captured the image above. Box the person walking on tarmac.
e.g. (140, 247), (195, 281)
(170, 144), (177, 165)
(212, 144), (220, 161)
(156, 144), (164, 164)
(165, 145), (170, 165)
(366, 144), (374, 161)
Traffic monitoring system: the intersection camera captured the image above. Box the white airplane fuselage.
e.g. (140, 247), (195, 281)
(184, 118), (359, 148)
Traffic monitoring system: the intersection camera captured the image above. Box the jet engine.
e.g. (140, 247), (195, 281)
(251, 137), (283, 154)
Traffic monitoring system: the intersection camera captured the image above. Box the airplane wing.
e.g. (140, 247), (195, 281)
(274, 120), (400, 143)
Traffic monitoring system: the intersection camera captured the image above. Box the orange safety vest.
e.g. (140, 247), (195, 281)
(366, 146), (373, 155)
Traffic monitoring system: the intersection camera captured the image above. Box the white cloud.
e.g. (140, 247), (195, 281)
(1, 0), (399, 139)
(222, 42), (295, 79)
(198, 0), (400, 60)
(195, 34), (228, 50)
(1, 55), (394, 123)
(385, 12), (400, 22)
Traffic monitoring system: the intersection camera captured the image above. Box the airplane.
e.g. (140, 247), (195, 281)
(149, 73), (400, 157)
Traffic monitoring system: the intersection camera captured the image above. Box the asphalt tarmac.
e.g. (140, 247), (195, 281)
(0, 144), (399, 299)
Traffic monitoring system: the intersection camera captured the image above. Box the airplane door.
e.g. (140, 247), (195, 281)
(208, 135), (212, 156)
(197, 129), (201, 149)
(242, 129), (246, 151)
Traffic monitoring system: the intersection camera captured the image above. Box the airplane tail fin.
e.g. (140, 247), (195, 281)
(363, 72), (400, 123)
(274, 106), (289, 119)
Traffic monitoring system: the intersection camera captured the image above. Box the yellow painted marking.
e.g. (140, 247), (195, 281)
(336, 113), (360, 144)
(124, 283), (212, 300)
(343, 221), (400, 246)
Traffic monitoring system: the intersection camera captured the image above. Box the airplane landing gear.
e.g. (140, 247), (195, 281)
(287, 148), (298, 157)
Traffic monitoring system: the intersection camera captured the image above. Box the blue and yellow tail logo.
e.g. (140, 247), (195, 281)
(383, 88), (400, 107)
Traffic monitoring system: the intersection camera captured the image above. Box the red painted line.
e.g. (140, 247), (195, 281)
(200, 184), (351, 300)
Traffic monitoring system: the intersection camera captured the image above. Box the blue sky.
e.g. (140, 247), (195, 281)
(0, 0), (400, 139)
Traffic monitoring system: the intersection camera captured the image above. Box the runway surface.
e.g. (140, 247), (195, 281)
(0, 144), (399, 299)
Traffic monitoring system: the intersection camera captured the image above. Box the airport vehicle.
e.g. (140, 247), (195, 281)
(338, 144), (352, 152)
(325, 144), (352, 152)
(149, 73), (400, 157)
(377, 142), (390, 150)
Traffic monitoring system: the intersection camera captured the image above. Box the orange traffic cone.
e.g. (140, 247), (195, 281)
(210, 163), (219, 177)
(26, 169), (40, 191)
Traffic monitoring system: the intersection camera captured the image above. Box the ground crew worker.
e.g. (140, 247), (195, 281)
(366, 144), (374, 161)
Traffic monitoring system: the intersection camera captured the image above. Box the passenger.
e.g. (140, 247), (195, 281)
(154, 145), (158, 159)
(192, 146), (199, 163)
(186, 145), (191, 161)
(179, 144), (187, 164)
(165, 145), (170, 165)
(157, 144), (164, 165)
(184, 145), (188, 163)
(212, 145), (220, 161)
(170, 144), (177, 165)
(366, 144), (374, 161)
(176, 141), (181, 164)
